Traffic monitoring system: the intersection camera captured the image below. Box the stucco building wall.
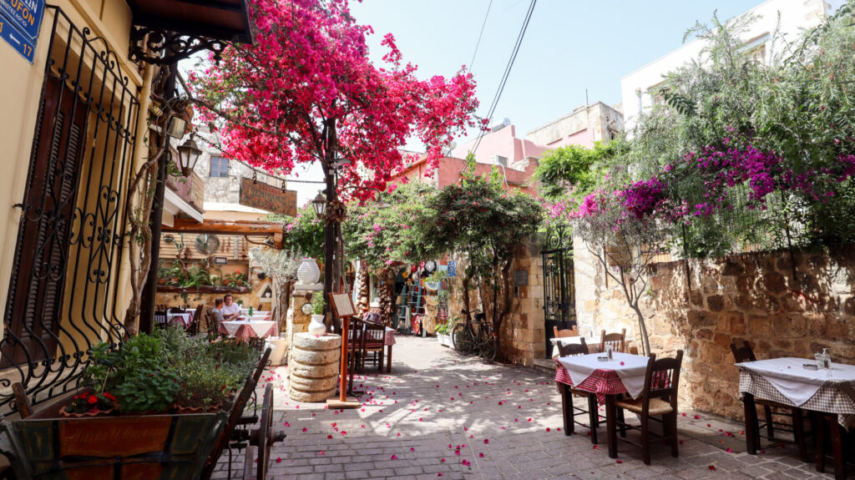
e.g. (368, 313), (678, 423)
(0, 0), (144, 345)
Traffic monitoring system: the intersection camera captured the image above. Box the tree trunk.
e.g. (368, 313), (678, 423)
(630, 304), (651, 356)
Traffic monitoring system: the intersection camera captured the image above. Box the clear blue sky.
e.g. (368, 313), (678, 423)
(350, 0), (777, 141)
(288, 0), (836, 204)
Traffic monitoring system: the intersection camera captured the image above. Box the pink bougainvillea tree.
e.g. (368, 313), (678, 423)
(187, 0), (480, 301)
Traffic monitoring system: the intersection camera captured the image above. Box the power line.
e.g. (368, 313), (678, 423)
(472, 0), (536, 154)
(467, 0), (493, 74)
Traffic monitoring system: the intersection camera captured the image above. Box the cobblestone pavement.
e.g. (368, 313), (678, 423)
(217, 336), (841, 479)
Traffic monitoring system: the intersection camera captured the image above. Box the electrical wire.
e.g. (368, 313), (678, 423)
(467, 0), (493, 74)
(472, 0), (536, 154)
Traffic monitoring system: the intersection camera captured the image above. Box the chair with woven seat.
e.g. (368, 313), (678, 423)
(600, 329), (626, 354)
(360, 320), (386, 372)
(611, 350), (683, 465)
(557, 337), (603, 444)
(731, 340), (810, 462)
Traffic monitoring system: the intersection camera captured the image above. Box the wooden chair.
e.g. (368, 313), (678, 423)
(154, 310), (168, 329)
(188, 304), (204, 335)
(361, 320), (386, 372)
(730, 340), (810, 462)
(205, 309), (220, 338)
(600, 329), (626, 354)
(612, 351), (683, 465)
(557, 338), (603, 444)
(553, 325), (579, 338)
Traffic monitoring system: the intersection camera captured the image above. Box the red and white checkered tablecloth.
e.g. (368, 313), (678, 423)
(554, 360), (628, 405)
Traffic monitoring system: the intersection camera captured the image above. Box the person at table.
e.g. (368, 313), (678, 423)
(211, 298), (226, 330)
(222, 294), (242, 321)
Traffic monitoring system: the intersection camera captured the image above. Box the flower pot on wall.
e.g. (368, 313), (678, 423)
(309, 314), (326, 335)
(297, 258), (321, 285)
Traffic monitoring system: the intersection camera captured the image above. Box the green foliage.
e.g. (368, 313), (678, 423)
(603, 5), (855, 256)
(343, 182), (440, 269)
(311, 292), (325, 315)
(284, 206), (325, 260)
(424, 156), (543, 283)
(534, 140), (628, 200)
(81, 328), (259, 414)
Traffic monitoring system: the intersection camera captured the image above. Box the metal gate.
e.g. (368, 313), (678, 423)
(542, 224), (576, 358)
(0, 6), (139, 409)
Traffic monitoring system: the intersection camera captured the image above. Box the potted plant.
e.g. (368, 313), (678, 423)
(435, 316), (459, 348)
(309, 293), (326, 335)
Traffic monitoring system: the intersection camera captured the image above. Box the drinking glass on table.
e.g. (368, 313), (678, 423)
(815, 353), (825, 369)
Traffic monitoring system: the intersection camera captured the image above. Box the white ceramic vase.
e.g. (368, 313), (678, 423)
(309, 314), (326, 335)
(297, 257), (321, 285)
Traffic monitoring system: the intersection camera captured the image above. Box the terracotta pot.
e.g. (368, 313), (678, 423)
(59, 405), (115, 418)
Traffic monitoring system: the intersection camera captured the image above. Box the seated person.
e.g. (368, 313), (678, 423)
(211, 298), (226, 330)
(221, 294), (242, 321)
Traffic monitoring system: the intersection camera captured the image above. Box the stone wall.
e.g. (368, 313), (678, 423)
(575, 239), (855, 421)
(441, 241), (546, 366)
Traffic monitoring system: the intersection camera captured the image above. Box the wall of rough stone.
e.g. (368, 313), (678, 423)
(440, 241), (547, 366)
(575, 240), (855, 421)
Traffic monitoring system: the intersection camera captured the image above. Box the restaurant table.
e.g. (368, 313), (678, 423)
(167, 312), (193, 329)
(555, 352), (649, 458)
(219, 320), (277, 341)
(737, 357), (855, 479)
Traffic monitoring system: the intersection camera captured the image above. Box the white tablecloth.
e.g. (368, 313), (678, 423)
(737, 357), (855, 407)
(557, 352), (649, 399)
(222, 320), (277, 338)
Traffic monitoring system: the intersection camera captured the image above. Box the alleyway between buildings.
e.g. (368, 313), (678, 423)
(217, 337), (835, 479)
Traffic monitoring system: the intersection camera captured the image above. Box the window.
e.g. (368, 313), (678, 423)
(210, 156), (229, 177)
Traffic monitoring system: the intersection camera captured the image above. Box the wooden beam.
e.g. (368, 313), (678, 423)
(164, 218), (284, 235)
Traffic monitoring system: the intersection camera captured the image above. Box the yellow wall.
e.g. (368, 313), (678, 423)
(0, 0), (143, 345)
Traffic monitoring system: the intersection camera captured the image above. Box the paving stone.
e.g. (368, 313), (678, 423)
(215, 336), (828, 480)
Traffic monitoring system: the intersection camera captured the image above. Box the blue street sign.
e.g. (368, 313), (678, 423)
(447, 261), (456, 277)
(0, 0), (44, 41)
(0, 17), (35, 63)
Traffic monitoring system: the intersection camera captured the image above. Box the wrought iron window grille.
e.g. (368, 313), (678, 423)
(0, 6), (139, 412)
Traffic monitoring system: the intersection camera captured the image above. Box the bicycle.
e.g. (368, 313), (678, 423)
(452, 309), (497, 363)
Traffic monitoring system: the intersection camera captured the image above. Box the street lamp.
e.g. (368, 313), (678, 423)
(176, 135), (202, 177)
(312, 192), (327, 218)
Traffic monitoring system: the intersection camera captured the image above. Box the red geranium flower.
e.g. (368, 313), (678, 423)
(87, 396), (98, 405)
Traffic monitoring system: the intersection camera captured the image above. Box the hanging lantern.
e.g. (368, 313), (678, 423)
(176, 135), (202, 177)
(312, 192), (327, 218)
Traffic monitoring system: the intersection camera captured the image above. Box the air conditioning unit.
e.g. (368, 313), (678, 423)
(493, 155), (508, 168)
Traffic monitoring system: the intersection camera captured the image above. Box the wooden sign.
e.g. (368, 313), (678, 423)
(239, 177), (297, 216)
(329, 293), (355, 318)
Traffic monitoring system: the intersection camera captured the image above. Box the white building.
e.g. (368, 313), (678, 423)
(620, 0), (834, 134)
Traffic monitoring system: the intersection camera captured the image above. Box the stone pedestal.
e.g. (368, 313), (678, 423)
(286, 288), (320, 365)
(289, 333), (341, 403)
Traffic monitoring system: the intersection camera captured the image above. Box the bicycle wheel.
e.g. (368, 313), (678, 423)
(480, 335), (497, 363)
(452, 324), (472, 355)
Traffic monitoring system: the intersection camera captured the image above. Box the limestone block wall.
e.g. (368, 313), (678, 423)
(499, 240), (546, 366)
(575, 240), (855, 421)
(440, 242), (547, 366)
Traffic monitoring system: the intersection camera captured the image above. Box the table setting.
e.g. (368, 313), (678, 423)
(737, 352), (855, 480)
